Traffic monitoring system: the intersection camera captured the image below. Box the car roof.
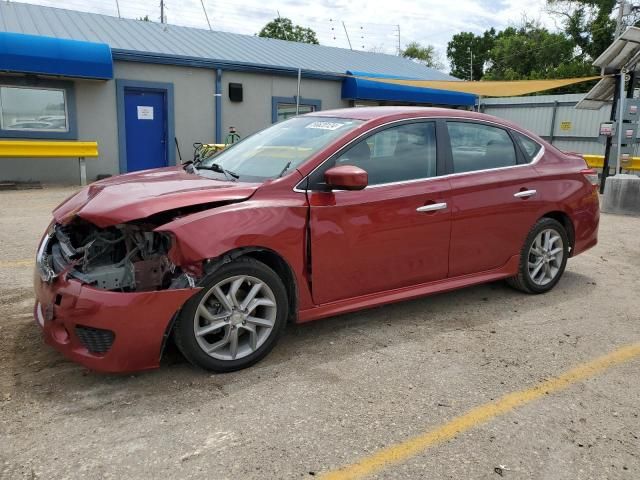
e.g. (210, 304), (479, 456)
(307, 106), (482, 121)
(306, 106), (546, 143)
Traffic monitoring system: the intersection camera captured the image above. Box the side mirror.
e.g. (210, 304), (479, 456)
(324, 165), (368, 191)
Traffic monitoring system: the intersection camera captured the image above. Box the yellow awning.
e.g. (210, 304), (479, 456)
(358, 76), (602, 97)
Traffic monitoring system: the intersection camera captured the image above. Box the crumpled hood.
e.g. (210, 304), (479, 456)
(53, 166), (261, 227)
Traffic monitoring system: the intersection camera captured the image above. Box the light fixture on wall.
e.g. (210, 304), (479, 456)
(229, 83), (243, 102)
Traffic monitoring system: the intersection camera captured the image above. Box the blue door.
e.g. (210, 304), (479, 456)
(124, 89), (167, 172)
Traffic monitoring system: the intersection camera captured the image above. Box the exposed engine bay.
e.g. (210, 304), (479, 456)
(38, 219), (192, 292)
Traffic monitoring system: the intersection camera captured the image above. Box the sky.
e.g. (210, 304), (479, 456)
(15, 0), (559, 64)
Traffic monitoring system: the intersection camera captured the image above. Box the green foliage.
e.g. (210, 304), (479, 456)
(547, 0), (616, 60)
(401, 41), (445, 70)
(446, 29), (495, 80)
(137, 15), (150, 22)
(258, 17), (319, 44)
(445, 19), (599, 93)
(484, 22), (581, 79)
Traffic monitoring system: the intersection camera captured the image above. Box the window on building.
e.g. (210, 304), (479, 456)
(513, 131), (542, 162)
(0, 86), (69, 133)
(447, 121), (517, 173)
(276, 103), (316, 122)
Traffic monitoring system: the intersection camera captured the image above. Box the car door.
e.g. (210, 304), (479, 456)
(306, 120), (452, 305)
(444, 120), (543, 277)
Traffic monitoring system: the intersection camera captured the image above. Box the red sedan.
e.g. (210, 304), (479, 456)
(34, 107), (599, 373)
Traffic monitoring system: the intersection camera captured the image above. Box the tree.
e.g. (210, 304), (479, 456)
(445, 20), (598, 92)
(547, 0), (616, 60)
(401, 41), (444, 70)
(446, 29), (496, 80)
(483, 21), (595, 81)
(137, 15), (150, 21)
(258, 17), (319, 44)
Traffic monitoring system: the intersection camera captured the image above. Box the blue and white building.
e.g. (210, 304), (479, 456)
(0, 2), (475, 183)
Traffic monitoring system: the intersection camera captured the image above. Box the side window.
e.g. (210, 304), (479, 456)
(447, 122), (517, 173)
(333, 122), (437, 185)
(513, 131), (542, 163)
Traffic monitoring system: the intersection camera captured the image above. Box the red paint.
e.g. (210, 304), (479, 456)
(34, 271), (199, 373)
(34, 107), (600, 373)
(308, 177), (452, 304)
(52, 166), (260, 227)
(324, 165), (368, 190)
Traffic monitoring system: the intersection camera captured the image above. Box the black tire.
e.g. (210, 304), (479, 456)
(506, 217), (569, 294)
(173, 257), (288, 372)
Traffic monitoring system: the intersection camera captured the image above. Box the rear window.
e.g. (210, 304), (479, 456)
(513, 131), (542, 163)
(447, 121), (517, 173)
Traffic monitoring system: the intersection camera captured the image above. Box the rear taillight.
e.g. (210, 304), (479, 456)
(581, 169), (599, 187)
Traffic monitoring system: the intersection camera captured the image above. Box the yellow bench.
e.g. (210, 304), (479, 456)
(0, 140), (99, 186)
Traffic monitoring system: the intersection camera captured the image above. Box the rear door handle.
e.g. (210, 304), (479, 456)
(416, 202), (447, 213)
(514, 189), (537, 199)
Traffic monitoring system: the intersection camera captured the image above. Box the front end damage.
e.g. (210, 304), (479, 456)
(34, 218), (202, 373)
(38, 219), (197, 292)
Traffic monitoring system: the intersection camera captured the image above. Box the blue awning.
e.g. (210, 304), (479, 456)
(0, 32), (113, 80)
(342, 70), (476, 107)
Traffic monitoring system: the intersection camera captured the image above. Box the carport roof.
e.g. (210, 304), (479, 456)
(0, 2), (456, 81)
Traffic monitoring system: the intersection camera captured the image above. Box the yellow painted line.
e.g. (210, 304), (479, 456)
(0, 140), (98, 158)
(0, 259), (34, 268)
(320, 342), (640, 480)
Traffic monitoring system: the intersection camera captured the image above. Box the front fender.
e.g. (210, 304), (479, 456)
(155, 198), (313, 309)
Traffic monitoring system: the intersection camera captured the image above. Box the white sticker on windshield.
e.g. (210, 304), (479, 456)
(305, 121), (345, 130)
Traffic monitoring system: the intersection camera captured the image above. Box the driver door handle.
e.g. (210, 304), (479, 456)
(417, 202), (448, 213)
(514, 189), (537, 199)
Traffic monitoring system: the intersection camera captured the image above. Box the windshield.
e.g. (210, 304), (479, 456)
(198, 116), (363, 181)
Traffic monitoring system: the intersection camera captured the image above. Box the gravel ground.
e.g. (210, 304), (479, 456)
(1, 186), (639, 480)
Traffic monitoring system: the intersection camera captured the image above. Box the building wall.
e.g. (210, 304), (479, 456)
(114, 62), (217, 166)
(0, 76), (119, 184)
(480, 94), (612, 155)
(0, 64), (350, 184)
(221, 71), (348, 139)
(0, 62), (217, 184)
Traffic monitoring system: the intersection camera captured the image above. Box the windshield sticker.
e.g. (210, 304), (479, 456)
(305, 121), (345, 130)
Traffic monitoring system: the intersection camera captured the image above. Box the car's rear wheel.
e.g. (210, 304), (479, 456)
(506, 217), (569, 294)
(174, 257), (288, 372)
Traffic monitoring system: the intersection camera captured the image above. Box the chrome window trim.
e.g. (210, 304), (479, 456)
(293, 115), (545, 193)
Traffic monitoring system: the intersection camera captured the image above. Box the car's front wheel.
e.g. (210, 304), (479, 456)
(506, 217), (569, 294)
(174, 257), (288, 372)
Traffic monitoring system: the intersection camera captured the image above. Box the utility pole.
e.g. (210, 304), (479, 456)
(396, 25), (401, 56)
(115, 0), (121, 18)
(342, 21), (353, 50)
(615, 0), (626, 38)
(468, 47), (473, 81)
(160, 0), (165, 24)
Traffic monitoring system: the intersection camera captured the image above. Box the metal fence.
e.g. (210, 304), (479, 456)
(479, 93), (611, 155)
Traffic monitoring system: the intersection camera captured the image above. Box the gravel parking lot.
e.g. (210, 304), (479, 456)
(1, 187), (639, 480)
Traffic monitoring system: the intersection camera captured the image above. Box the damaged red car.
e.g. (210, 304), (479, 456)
(34, 107), (600, 373)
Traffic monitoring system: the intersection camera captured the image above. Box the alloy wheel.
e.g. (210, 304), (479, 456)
(193, 275), (277, 361)
(527, 228), (564, 286)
